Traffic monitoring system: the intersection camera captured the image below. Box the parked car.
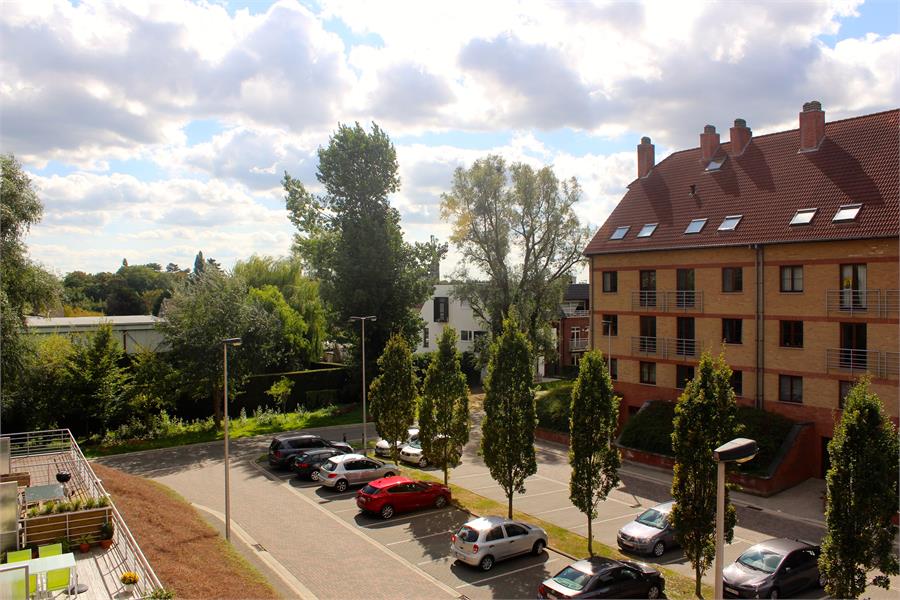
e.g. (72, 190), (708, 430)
(290, 448), (347, 480)
(355, 475), (450, 519)
(268, 434), (353, 468)
(374, 427), (419, 458)
(538, 557), (665, 599)
(723, 538), (823, 599)
(450, 516), (547, 571)
(317, 454), (397, 493)
(617, 501), (678, 557)
(398, 439), (429, 467)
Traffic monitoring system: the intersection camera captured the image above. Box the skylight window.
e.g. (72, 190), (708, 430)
(610, 225), (630, 240)
(718, 215), (743, 231)
(790, 208), (817, 226)
(705, 157), (726, 172)
(832, 204), (862, 222)
(684, 218), (707, 234)
(637, 223), (658, 238)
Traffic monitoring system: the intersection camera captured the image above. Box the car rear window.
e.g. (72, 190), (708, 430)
(322, 460), (337, 472)
(361, 484), (379, 495)
(552, 566), (592, 591)
(456, 526), (479, 543)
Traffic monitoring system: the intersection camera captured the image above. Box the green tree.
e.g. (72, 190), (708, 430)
(284, 122), (445, 369)
(368, 334), (418, 464)
(1, 334), (75, 432)
(568, 350), (621, 556)
(669, 352), (739, 598)
(266, 377), (295, 413)
(420, 326), (470, 485)
(481, 316), (537, 518)
(247, 285), (320, 370)
(65, 324), (129, 436)
(441, 156), (591, 358)
(819, 378), (899, 599)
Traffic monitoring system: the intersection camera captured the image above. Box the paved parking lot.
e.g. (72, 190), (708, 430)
(258, 461), (570, 599)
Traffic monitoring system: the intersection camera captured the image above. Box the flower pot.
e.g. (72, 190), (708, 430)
(79, 542), (91, 553)
(123, 583), (135, 594)
(100, 539), (113, 550)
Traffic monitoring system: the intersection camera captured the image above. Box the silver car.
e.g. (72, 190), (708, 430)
(317, 454), (398, 493)
(375, 427), (419, 458)
(451, 516), (548, 571)
(617, 501), (678, 557)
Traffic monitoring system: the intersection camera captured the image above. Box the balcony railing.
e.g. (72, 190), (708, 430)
(561, 307), (590, 318)
(632, 336), (660, 356)
(570, 339), (589, 351)
(631, 291), (704, 312)
(826, 289), (899, 318)
(631, 337), (699, 359)
(826, 349), (900, 378)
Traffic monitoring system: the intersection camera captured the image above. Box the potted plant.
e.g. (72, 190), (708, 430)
(120, 571), (139, 593)
(75, 534), (92, 554)
(100, 520), (115, 549)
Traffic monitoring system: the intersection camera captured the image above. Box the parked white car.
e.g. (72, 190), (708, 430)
(375, 427), (419, 458)
(399, 439), (429, 467)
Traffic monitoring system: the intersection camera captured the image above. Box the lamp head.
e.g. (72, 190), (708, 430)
(223, 337), (242, 347)
(714, 437), (758, 463)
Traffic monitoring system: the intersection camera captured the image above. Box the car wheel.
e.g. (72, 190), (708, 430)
(652, 541), (666, 557)
(434, 495), (448, 508)
(419, 457), (428, 468)
(309, 470), (320, 481)
(380, 504), (395, 519)
(479, 555), (494, 571)
(532, 540), (546, 556)
(335, 479), (348, 493)
(768, 588), (779, 599)
(647, 583), (662, 599)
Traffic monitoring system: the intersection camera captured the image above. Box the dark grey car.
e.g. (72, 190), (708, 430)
(723, 538), (823, 599)
(267, 434), (353, 468)
(617, 501), (678, 557)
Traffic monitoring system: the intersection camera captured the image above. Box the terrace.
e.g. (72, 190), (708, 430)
(1, 429), (162, 599)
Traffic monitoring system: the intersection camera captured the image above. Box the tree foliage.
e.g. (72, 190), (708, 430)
(284, 122), (444, 368)
(669, 352), (739, 598)
(440, 156), (591, 355)
(65, 324), (129, 436)
(568, 350), (621, 556)
(481, 316), (537, 518)
(420, 326), (470, 485)
(819, 378), (899, 599)
(368, 334), (418, 464)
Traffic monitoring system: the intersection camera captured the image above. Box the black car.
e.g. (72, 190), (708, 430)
(538, 557), (664, 599)
(267, 434), (353, 468)
(290, 448), (347, 480)
(723, 538), (823, 599)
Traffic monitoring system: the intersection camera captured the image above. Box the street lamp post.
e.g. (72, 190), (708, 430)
(713, 437), (758, 599)
(222, 337), (242, 543)
(349, 316), (376, 455)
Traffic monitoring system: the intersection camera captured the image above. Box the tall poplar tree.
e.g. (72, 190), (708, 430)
(481, 316), (537, 518)
(569, 350), (621, 556)
(420, 326), (470, 485)
(669, 352), (739, 599)
(819, 378), (899, 599)
(368, 334), (418, 464)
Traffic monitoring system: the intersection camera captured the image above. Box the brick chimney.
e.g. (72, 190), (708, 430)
(729, 118), (752, 156)
(637, 136), (655, 178)
(700, 125), (720, 163)
(799, 100), (825, 152)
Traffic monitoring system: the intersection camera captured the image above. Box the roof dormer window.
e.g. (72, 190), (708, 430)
(610, 225), (630, 240)
(684, 218), (707, 234)
(718, 215), (743, 231)
(832, 204), (862, 222)
(637, 223), (658, 238)
(790, 208), (817, 226)
(705, 157), (726, 172)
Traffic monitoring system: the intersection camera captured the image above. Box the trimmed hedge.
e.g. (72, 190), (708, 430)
(536, 384), (574, 433)
(239, 367), (350, 413)
(617, 401), (795, 475)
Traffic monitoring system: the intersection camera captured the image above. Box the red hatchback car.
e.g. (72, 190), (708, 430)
(356, 476), (451, 519)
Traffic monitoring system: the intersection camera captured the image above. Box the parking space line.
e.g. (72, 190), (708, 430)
(317, 491), (358, 501)
(451, 472), (492, 481)
(470, 483), (502, 492)
(332, 506), (361, 514)
(358, 508), (447, 528)
(386, 530), (452, 546)
(518, 488), (568, 500)
(455, 557), (561, 589)
(573, 512), (642, 528)
(417, 556), (452, 566)
(533, 505), (580, 516)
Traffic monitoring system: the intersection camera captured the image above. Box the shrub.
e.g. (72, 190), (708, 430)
(305, 389), (339, 409)
(535, 384), (573, 433)
(618, 401), (676, 455)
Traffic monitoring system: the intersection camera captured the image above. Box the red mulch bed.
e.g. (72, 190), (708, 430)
(92, 463), (278, 599)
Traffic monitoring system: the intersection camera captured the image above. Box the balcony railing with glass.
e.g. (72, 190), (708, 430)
(826, 348), (900, 378)
(570, 338), (589, 351)
(826, 289), (899, 318)
(630, 337), (698, 359)
(631, 291), (704, 312)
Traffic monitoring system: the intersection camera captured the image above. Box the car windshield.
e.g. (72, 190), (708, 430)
(552, 566), (592, 591)
(407, 440), (422, 450)
(636, 508), (668, 529)
(361, 484), (379, 495)
(738, 547), (783, 574)
(322, 461), (337, 472)
(456, 526), (479, 543)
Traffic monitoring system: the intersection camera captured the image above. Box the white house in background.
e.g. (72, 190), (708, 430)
(415, 283), (488, 354)
(25, 315), (167, 354)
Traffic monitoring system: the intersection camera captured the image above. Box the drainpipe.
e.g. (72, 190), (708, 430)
(754, 244), (765, 409)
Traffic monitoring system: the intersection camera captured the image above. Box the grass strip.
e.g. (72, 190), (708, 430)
(402, 466), (712, 600)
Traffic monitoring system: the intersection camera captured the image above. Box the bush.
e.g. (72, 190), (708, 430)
(618, 401), (676, 455)
(305, 389), (339, 409)
(535, 384), (573, 433)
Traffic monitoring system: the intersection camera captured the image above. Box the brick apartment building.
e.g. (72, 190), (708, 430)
(553, 283), (591, 372)
(584, 102), (898, 478)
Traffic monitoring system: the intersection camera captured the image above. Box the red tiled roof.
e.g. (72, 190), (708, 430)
(584, 109), (899, 255)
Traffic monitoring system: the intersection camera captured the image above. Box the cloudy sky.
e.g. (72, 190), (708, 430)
(3, 0), (898, 277)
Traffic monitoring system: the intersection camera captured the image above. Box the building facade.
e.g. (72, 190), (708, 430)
(415, 283), (488, 354)
(552, 283), (591, 373)
(585, 103), (898, 478)
(26, 315), (167, 354)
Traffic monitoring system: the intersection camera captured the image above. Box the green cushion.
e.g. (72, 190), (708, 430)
(6, 550), (31, 563)
(38, 544), (62, 557)
(45, 567), (70, 592)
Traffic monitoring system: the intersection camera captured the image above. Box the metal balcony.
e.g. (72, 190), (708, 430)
(631, 337), (698, 359)
(826, 289), (899, 318)
(570, 339), (589, 351)
(631, 336), (660, 356)
(826, 348), (900, 378)
(630, 291), (704, 312)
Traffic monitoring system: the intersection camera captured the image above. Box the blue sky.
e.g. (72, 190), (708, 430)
(3, 0), (897, 276)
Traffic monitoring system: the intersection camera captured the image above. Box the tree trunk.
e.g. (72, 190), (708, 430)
(507, 492), (513, 519)
(587, 518), (593, 556)
(443, 466), (448, 486)
(213, 385), (222, 427)
(694, 564), (703, 599)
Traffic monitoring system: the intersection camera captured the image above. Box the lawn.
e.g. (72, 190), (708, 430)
(83, 404), (363, 457)
(92, 463), (278, 599)
(402, 465), (712, 600)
